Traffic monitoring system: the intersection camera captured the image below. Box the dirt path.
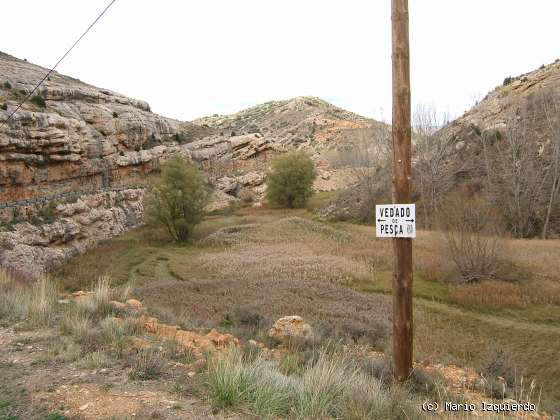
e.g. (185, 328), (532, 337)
(418, 299), (560, 335)
(0, 327), (232, 419)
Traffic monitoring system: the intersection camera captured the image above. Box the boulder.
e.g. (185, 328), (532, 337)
(268, 315), (314, 342)
(125, 298), (142, 308)
(110, 300), (127, 310)
(205, 190), (239, 213)
(215, 176), (239, 194)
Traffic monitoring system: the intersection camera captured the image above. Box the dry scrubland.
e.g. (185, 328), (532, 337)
(50, 200), (560, 415)
(0, 254), (470, 420)
(2, 201), (558, 417)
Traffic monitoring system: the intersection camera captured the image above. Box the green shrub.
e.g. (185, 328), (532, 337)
(142, 133), (159, 150)
(232, 306), (264, 327)
(266, 152), (316, 208)
(45, 413), (68, 420)
(173, 132), (190, 144)
(503, 76), (513, 86)
(38, 201), (57, 224)
(30, 94), (46, 108)
(1, 103), (7, 111)
(3, 81), (12, 89)
(112, 111), (118, 118)
(146, 156), (210, 242)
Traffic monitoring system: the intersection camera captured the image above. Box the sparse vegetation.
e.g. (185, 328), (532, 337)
(145, 156), (211, 242)
(266, 152), (316, 208)
(36, 200), (57, 224)
(112, 111), (118, 118)
(30, 94), (46, 108)
(173, 132), (190, 144)
(238, 187), (255, 204)
(3, 80), (12, 89)
(1, 103), (7, 111)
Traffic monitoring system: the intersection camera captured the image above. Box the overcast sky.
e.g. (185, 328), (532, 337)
(2, 1), (559, 122)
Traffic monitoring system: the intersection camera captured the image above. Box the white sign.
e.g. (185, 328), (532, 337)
(375, 204), (416, 238)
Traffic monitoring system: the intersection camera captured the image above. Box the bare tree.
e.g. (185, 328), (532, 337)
(539, 90), (560, 238)
(325, 124), (392, 222)
(413, 105), (458, 229)
(481, 109), (548, 238)
(439, 193), (505, 282)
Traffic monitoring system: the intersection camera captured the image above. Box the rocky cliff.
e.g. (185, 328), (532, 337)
(1, 53), (387, 275)
(0, 51), (212, 275)
(441, 59), (560, 147)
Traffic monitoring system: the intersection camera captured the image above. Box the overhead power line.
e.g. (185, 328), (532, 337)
(0, 0), (117, 129)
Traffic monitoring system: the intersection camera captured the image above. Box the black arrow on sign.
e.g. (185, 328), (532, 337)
(377, 219), (386, 223)
(405, 219), (414, 222)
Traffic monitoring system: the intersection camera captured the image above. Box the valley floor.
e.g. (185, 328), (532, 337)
(56, 204), (560, 414)
(3, 202), (558, 418)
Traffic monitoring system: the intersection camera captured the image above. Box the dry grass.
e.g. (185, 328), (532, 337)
(451, 281), (525, 309)
(200, 243), (370, 285)
(451, 278), (560, 310)
(0, 269), (57, 326)
(52, 209), (560, 413)
(128, 347), (166, 380)
(208, 347), (424, 419)
(134, 217), (390, 348)
(508, 236), (560, 279)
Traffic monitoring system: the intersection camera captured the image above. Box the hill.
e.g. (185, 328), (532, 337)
(444, 59), (560, 141)
(193, 96), (387, 153)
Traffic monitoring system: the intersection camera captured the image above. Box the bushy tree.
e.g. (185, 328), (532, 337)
(266, 152), (316, 208)
(146, 156), (210, 242)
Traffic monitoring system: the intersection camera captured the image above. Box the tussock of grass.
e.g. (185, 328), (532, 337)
(162, 339), (195, 364)
(208, 347), (423, 419)
(79, 350), (113, 369)
(75, 276), (115, 319)
(29, 277), (58, 325)
(48, 337), (81, 362)
(128, 347), (165, 380)
(100, 316), (140, 359)
(0, 269), (57, 326)
(61, 312), (92, 340)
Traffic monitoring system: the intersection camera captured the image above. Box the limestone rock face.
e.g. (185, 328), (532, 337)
(205, 190), (239, 213)
(0, 52), (209, 206)
(0, 188), (144, 276)
(268, 315), (314, 342)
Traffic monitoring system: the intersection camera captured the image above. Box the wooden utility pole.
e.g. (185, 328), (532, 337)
(391, 0), (413, 382)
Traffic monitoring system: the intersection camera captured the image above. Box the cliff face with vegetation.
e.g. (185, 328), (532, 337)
(0, 52), (208, 275)
(441, 59), (560, 147)
(438, 60), (560, 238)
